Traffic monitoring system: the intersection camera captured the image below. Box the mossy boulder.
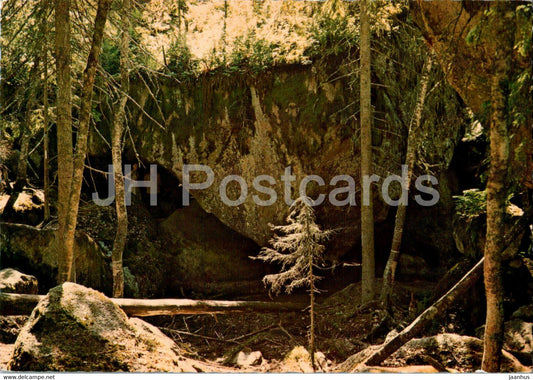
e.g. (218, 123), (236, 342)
(452, 204), (526, 260)
(0, 223), (110, 292)
(8, 283), (205, 372)
(0, 268), (38, 295)
(90, 58), (464, 262)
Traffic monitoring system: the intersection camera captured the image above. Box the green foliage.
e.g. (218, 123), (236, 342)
(508, 4), (533, 133)
(454, 188), (517, 217)
(228, 32), (277, 73)
(166, 37), (198, 79)
(453, 189), (487, 217)
(465, 24), (481, 47)
(306, 1), (358, 57)
(101, 39), (120, 76)
(0, 118), (22, 140)
(91, 108), (103, 124)
(509, 64), (532, 128)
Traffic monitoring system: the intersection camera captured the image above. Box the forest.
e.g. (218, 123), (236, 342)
(0, 0), (532, 374)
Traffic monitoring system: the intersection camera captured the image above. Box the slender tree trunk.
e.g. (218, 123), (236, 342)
(60, 0), (112, 283)
(177, 0), (182, 32)
(309, 253), (316, 371)
(42, 19), (50, 222)
(3, 50), (42, 220)
(360, 0), (374, 304)
(481, 102), (507, 371)
(380, 54), (433, 308)
(15, 55), (41, 188)
(15, 133), (30, 187)
(221, 0), (227, 57)
(55, 0), (74, 282)
(481, 5), (515, 372)
(111, 0), (131, 298)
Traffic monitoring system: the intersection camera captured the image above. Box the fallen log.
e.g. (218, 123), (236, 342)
(355, 365), (441, 373)
(115, 297), (306, 316)
(338, 257), (484, 371)
(0, 293), (40, 315)
(0, 292), (306, 317)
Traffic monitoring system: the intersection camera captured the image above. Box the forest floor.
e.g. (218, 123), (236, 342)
(2, 190), (530, 372)
(144, 279), (443, 372)
(1, 277), (530, 372)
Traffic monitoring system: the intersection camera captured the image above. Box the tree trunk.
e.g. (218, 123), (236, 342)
(339, 258), (484, 371)
(359, 0), (374, 304)
(15, 132), (30, 187)
(380, 54), (433, 308)
(309, 254), (316, 371)
(111, 0), (131, 298)
(481, 7), (513, 371)
(59, 0), (112, 283)
(0, 293), (307, 317)
(481, 4), (516, 372)
(2, 51), (42, 220)
(42, 9), (50, 222)
(410, 1), (522, 371)
(15, 54), (41, 188)
(55, 0), (74, 282)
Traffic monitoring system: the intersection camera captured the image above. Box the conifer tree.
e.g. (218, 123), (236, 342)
(253, 196), (332, 371)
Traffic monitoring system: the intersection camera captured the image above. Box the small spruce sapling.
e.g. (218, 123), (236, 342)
(252, 196), (332, 371)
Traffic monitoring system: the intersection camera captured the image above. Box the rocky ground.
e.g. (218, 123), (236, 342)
(1, 189), (531, 372)
(1, 270), (531, 373)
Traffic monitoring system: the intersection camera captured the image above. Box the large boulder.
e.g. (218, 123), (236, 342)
(7, 283), (206, 372)
(476, 319), (533, 365)
(158, 202), (268, 295)
(0, 268), (38, 294)
(90, 52), (464, 261)
(339, 333), (529, 372)
(411, 1), (533, 198)
(503, 320), (532, 366)
(385, 333), (529, 372)
(452, 203), (526, 261)
(0, 187), (44, 226)
(0, 223), (110, 292)
(512, 305), (533, 322)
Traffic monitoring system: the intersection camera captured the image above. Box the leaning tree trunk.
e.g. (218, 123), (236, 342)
(111, 0), (131, 298)
(380, 54), (433, 309)
(338, 258), (484, 371)
(60, 0), (112, 283)
(482, 5), (513, 371)
(359, 0), (375, 304)
(55, 0), (74, 282)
